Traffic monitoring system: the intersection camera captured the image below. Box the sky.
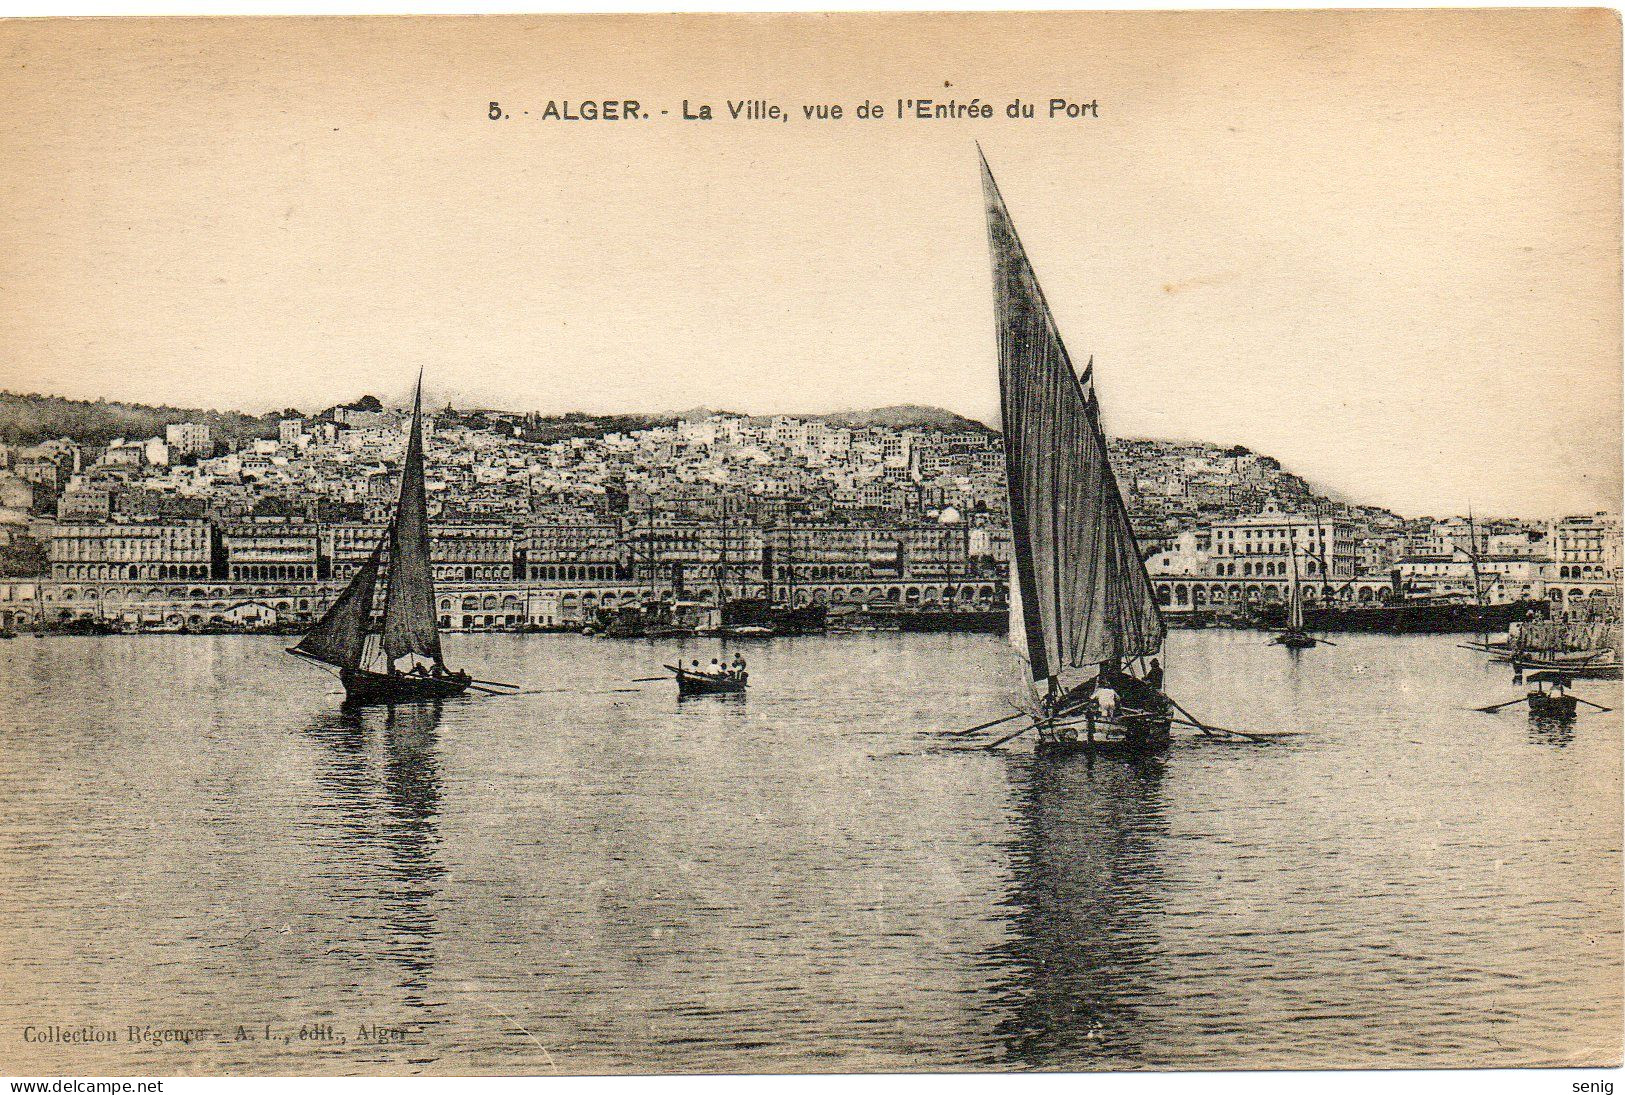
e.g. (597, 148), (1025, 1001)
(0, 12), (1618, 519)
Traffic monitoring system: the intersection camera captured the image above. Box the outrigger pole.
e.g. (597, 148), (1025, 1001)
(983, 721), (1036, 750)
(945, 711), (1027, 737)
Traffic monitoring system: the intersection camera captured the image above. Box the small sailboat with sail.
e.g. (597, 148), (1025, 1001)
(288, 373), (476, 705)
(979, 149), (1174, 759)
(1272, 539), (1317, 649)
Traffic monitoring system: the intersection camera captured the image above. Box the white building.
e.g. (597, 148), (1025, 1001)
(1208, 500), (1357, 581)
(164, 422), (213, 457)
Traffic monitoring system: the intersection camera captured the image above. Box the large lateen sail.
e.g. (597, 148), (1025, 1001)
(291, 543), (383, 669)
(980, 150), (1164, 683)
(381, 376), (444, 668)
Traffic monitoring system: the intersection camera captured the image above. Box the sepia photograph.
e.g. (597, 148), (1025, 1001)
(0, 9), (1619, 1081)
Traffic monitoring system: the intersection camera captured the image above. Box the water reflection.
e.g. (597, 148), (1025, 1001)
(1527, 714), (1576, 748)
(992, 753), (1169, 1069)
(306, 703), (445, 1008)
(3, 632), (1617, 1073)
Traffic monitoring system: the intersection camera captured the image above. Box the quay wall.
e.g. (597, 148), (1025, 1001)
(1, 571), (1613, 632)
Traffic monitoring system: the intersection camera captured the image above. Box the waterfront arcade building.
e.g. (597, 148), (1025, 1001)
(27, 517), (1003, 631)
(25, 508), (1618, 632)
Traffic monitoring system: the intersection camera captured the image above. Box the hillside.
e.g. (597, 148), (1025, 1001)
(796, 405), (995, 434)
(0, 391), (281, 449)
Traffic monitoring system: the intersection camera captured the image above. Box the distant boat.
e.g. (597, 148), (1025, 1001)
(665, 663), (747, 697)
(1525, 671), (1580, 719)
(288, 374), (475, 705)
(870, 604), (1009, 633)
(1272, 539), (1318, 649)
(1502, 616), (1622, 679)
(979, 150), (1172, 760)
(1513, 652), (1623, 681)
(721, 598), (826, 636)
(1254, 596), (1543, 635)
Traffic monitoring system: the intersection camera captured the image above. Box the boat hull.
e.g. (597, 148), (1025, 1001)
(1514, 656), (1623, 680)
(669, 666), (748, 697)
(1035, 723), (1172, 760)
(1527, 692), (1578, 719)
(884, 609), (1009, 634)
(1036, 711), (1173, 759)
(1254, 599), (1545, 634)
(1273, 631), (1317, 649)
(722, 599), (827, 635)
(339, 667), (472, 706)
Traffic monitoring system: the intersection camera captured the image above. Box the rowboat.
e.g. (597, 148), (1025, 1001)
(1525, 671), (1579, 719)
(665, 664), (747, 697)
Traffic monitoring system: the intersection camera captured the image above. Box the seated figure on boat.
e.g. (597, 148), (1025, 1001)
(1051, 658), (1168, 719)
(1038, 658), (1169, 750)
(391, 652), (464, 682)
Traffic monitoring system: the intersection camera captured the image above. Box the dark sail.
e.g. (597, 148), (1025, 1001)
(980, 150), (1165, 680)
(381, 376), (444, 667)
(291, 543), (382, 669)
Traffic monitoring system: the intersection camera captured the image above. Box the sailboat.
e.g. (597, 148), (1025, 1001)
(980, 150), (1173, 759)
(288, 374), (474, 705)
(1273, 537), (1317, 649)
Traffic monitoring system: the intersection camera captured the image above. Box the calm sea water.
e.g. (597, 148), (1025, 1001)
(0, 631), (1618, 1074)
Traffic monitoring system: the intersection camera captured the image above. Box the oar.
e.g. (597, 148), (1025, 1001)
(1318, 637), (1338, 646)
(629, 676), (670, 683)
(469, 677), (522, 689)
(984, 721), (1036, 750)
(1168, 714), (1278, 741)
(1473, 695), (1531, 713)
(1154, 689), (1218, 738)
(1114, 705), (1271, 742)
(1574, 696), (1614, 712)
(1157, 690), (1273, 743)
(944, 711), (1026, 737)
(467, 683), (515, 696)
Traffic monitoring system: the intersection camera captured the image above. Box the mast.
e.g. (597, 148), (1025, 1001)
(786, 523), (796, 608)
(979, 148), (1164, 686)
(716, 501), (728, 607)
(1466, 507), (1486, 606)
(1287, 533), (1303, 632)
(380, 372), (445, 671)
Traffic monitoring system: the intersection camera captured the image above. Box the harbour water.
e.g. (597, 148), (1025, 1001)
(0, 631), (1618, 1074)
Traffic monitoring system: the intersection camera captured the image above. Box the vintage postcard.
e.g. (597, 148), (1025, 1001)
(0, 10), (1619, 1081)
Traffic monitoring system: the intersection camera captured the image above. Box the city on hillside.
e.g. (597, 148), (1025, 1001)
(0, 395), (1616, 632)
